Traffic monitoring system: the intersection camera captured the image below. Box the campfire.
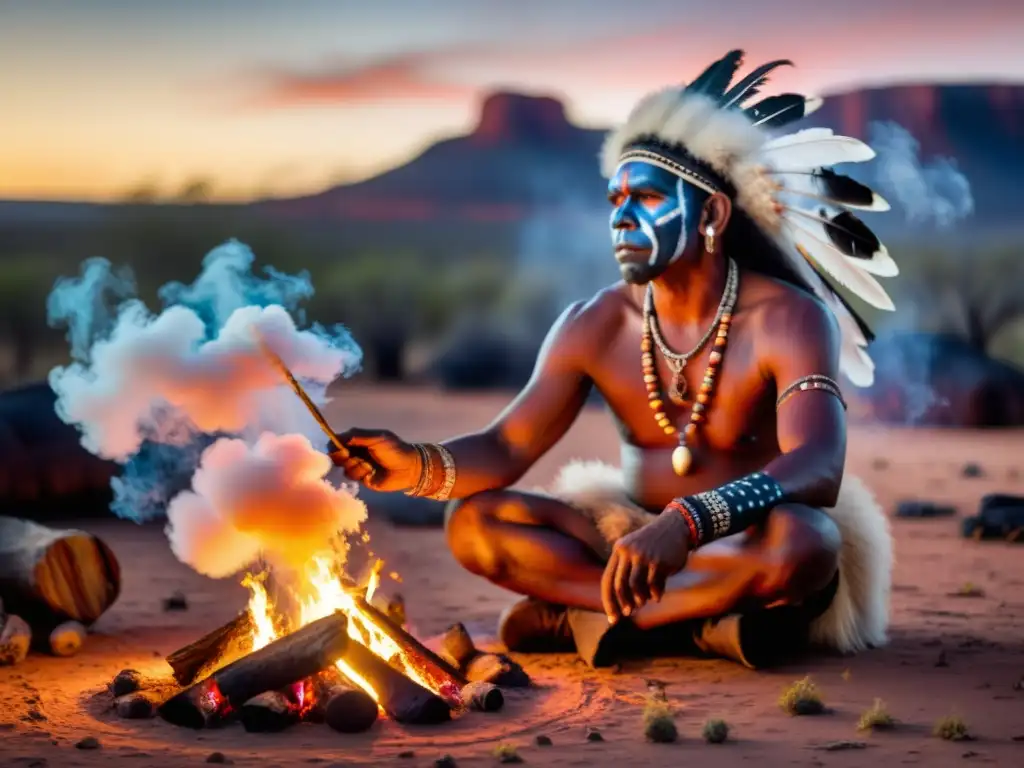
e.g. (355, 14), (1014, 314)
(143, 554), (509, 734)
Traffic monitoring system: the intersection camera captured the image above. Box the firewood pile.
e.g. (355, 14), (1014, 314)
(0, 516), (120, 666)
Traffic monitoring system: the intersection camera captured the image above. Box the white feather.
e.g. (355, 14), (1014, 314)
(783, 219), (896, 311)
(760, 131), (876, 170)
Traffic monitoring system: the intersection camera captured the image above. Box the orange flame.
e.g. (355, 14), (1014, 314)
(243, 552), (446, 708)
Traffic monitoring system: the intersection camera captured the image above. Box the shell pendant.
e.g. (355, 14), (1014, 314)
(671, 443), (693, 476)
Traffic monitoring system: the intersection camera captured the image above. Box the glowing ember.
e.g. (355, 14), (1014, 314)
(243, 553), (458, 710)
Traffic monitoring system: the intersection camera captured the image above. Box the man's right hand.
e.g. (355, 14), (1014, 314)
(327, 428), (424, 493)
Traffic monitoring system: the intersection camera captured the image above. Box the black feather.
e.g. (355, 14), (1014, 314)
(721, 59), (793, 108)
(819, 208), (883, 260)
(685, 50), (745, 100)
(814, 169), (878, 209)
(745, 93), (811, 127)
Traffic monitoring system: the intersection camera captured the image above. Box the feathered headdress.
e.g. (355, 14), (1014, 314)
(601, 50), (897, 387)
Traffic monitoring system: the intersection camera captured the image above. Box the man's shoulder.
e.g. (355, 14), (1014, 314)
(741, 272), (838, 343)
(553, 282), (636, 342)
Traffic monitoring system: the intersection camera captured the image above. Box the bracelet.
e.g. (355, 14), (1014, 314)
(776, 374), (847, 412)
(405, 443), (433, 497)
(668, 471), (785, 547)
(427, 443), (457, 502)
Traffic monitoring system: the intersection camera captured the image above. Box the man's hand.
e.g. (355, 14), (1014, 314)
(326, 428), (423, 493)
(601, 508), (691, 622)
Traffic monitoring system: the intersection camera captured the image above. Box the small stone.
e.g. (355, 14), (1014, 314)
(962, 462), (984, 478)
(23, 708), (46, 723)
(935, 650), (949, 667)
(819, 740), (867, 751)
(961, 751), (979, 758)
(162, 591), (188, 611)
(115, 693), (155, 719)
(205, 752), (230, 764)
(75, 736), (101, 750)
(586, 727), (604, 742)
(434, 756), (457, 768)
(534, 735), (552, 747)
(110, 669), (143, 697)
(397, 751), (415, 759)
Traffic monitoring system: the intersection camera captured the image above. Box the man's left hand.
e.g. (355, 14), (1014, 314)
(601, 508), (691, 622)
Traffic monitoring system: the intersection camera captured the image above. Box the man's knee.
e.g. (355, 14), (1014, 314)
(762, 504), (841, 600)
(445, 491), (507, 579)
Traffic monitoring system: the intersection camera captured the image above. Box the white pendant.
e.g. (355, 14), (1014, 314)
(671, 444), (693, 476)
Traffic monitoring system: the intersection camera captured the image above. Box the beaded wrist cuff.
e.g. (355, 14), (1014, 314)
(426, 443), (457, 502)
(668, 472), (785, 547)
(405, 443), (433, 497)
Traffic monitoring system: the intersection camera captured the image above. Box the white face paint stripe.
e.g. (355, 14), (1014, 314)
(654, 207), (681, 227)
(637, 215), (660, 265)
(669, 177), (688, 263)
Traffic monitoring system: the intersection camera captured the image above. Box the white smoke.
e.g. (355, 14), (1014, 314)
(47, 240), (367, 577)
(869, 121), (975, 229)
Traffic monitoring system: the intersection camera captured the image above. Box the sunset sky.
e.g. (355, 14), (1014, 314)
(3, 0), (1023, 202)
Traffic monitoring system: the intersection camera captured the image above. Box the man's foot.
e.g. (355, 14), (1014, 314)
(498, 598), (574, 653)
(693, 609), (809, 670)
(566, 608), (636, 668)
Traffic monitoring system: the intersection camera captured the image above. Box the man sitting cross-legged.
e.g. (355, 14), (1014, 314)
(330, 50), (895, 669)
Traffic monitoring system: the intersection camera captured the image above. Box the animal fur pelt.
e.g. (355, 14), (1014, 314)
(545, 460), (893, 655)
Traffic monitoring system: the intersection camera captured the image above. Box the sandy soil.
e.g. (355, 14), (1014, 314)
(2, 388), (1023, 767)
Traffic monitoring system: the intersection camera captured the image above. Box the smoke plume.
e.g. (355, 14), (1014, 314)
(868, 121), (975, 229)
(47, 239), (366, 576)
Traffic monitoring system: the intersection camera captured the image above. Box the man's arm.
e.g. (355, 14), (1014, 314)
(662, 294), (846, 547)
(419, 300), (596, 498)
(759, 294), (846, 508)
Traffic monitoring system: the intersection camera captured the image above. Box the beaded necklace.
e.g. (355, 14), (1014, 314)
(641, 258), (738, 476)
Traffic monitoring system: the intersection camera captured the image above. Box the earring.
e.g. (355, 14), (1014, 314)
(704, 225), (716, 253)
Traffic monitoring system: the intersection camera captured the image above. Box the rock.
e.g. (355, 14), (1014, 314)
(397, 751), (415, 759)
(819, 740), (867, 751)
(75, 736), (101, 750)
(434, 756), (457, 768)
(962, 463), (984, 478)
(205, 752), (230, 763)
(535, 735), (552, 746)
(586, 727), (604, 742)
(49, 621), (87, 657)
(962, 496), (1024, 541)
(0, 614), (31, 666)
(110, 669), (143, 697)
(162, 591), (188, 611)
(115, 693), (155, 719)
(895, 500), (956, 518)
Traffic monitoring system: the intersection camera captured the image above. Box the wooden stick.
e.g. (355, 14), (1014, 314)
(254, 335), (349, 458)
(165, 611), (255, 686)
(0, 516), (120, 630)
(338, 638), (450, 725)
(462, 681), (504, 713)
(159, 611), (348, 729)
(440, 621), (531, 688)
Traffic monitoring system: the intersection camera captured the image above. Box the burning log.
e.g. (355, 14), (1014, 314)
(165, 611), (255, 685)
(0, 516), (121, 631)
(241, 691), (299, 733)
(441, 623), (530, 688)
(349, 593), (466, 689)
(339, 638), (451, 725)
(159, 611), (348, 729)
(323, 683), (379, 733)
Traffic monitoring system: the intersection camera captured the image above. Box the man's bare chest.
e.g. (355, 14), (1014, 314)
(588, 321), (777, 455)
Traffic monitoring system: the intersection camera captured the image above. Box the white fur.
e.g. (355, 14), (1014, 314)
(547, 460), (892, 654)
(600, 92), (765, 180)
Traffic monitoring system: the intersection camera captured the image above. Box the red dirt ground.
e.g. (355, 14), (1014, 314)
(2, 388), (1022, 767)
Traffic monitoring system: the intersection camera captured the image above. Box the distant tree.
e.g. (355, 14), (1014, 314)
(176, 177), (215, 204)
(121, 181), (160, 203)
(894, 247), (1024, 353)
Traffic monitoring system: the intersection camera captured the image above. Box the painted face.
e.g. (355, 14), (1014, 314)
(607, 161), (704, 284)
